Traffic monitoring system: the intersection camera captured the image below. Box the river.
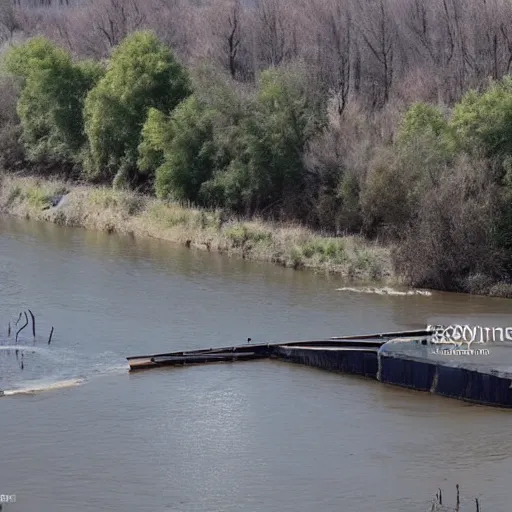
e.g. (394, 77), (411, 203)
(1, 216), (512, 512)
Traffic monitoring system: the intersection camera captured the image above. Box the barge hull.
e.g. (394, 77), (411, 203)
(126, 331), (512, 408)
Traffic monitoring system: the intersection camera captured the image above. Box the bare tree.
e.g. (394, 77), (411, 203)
(225, 0), (241, 78)
(146, 0), (192, 59)
(316, 0), (352, 115)
(0, 0), (20, 43)
(466, 0), (512, 83)
(357, 0), (396, 106)
(256, 0), (290, 68)
(207, 0), (245, 79)
(500, 12), (512, 75)
(73, 0), (146, 58)
(10, 0), (512, 111)
(401, 0), (471, 103)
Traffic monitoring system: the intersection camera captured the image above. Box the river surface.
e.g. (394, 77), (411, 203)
(1, 216), (512, 512)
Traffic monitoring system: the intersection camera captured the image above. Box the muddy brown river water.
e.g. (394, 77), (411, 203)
(1, 216), (512, 512)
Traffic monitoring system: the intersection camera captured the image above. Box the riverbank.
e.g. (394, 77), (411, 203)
(0, 175), (394, 282)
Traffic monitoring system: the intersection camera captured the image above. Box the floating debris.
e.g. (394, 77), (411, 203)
(337, 286), (432, 296)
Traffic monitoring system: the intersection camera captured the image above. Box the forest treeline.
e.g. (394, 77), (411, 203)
(1, 0), (512, 294)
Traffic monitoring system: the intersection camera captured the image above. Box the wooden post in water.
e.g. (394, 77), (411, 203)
(456, 484), (460, 510)
(48, 326), (54, 345)
(7, 321), (10, 337)
(15, 312), (28, 343)
(28, 309), (35, 339)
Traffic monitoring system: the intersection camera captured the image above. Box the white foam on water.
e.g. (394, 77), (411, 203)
(0, 345), (45, 351)
(1, 377), (85, 396)
(0, 346), (129, 397)
(336, 286), (432, 296)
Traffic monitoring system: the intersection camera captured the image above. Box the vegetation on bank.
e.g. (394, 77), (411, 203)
(1, 15), (512, 295)
(0, 175), (392, 281)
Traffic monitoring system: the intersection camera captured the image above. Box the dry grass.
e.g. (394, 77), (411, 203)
(0, 174), (395, 282)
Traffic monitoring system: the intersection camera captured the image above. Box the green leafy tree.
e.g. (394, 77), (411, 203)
(140, 67), (250, 204)
(447, 79), (512, 278)
(248, 68), (324, 214)
(205, 66), (326, 217)
(450, 77), (512, 159)
(398, 103), (450, 145)
(5, 37), (103, 168)
(140, 65), (324, 216)
(139, 97), (217, 202)
(83, 30), (191, 187)
(361, 104), (456, 239)
(137, 107), (170, 177)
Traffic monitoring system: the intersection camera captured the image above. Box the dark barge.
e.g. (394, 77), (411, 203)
(126, 329), (426, 370)
(126, 329), (512, 408)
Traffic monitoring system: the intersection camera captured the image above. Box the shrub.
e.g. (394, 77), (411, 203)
(225, 223), (272, 248)
(393, 155), (503, 290)
(361, 103), (455, 241)
(397, 103), (449, 145)
(360, 149), (411, 239)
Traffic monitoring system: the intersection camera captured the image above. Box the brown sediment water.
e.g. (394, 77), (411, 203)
(0, 216), (512, 512)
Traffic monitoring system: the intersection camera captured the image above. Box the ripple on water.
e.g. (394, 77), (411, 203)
(0, 339), (128, 395)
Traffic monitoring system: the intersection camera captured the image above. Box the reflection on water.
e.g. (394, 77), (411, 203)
(0, 216), (512, 512)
